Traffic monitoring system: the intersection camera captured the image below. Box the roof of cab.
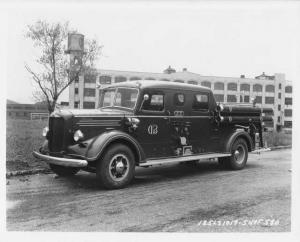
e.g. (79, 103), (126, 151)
(103, 80), (211, 92)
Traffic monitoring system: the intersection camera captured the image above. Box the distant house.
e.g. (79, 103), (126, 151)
(6, 100), (48, 119)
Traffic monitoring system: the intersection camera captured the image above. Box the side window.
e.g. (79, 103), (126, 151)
(192, 93), (209, 111)
(142, 93), (164, 112)
(174, 93), (185, 106)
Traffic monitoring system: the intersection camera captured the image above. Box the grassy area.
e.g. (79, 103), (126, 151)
(263, 131), (292, 147)
(6, 119), (49, 172)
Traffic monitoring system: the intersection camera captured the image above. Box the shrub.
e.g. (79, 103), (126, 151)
(263, 131), (292, 147)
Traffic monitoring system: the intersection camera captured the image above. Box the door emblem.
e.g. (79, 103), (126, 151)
(148, 124), (158, 135)
(174, 110), (184, 116)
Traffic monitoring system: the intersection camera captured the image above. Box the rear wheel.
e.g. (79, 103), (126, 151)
(96, 144), (135, 189)
(49, 164), (80, 176)
(218, 138), (248, 170)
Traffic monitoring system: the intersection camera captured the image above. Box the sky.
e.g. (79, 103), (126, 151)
(2, 1), (300, 104)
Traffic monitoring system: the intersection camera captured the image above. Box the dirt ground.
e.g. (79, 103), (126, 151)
(6, 149), (291, 232)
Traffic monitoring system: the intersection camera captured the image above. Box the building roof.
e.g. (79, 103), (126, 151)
(105, 80), (211, 92)
(7, 99), (19, 104)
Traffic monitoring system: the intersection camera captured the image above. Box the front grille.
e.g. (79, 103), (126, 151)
(48, 117), (65, 152)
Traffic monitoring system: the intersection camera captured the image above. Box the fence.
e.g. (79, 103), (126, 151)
(30, 113), (49, 120)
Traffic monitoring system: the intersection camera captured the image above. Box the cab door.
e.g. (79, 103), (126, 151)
(188, 91), (214, 153)
(135, 90), (173, 159)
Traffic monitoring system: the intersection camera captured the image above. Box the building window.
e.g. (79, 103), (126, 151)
(129, 76), (141, 81)
(279, 83), (282, 89)
(74, 102), (79, 108)
(278, 93), (281, 99)
(285, 98), (292, 105)
(265, 97), (275, 104)
(214, 94), (224, 102)
(285, 86), (292, 93)
(240, 95), (250, 103)
(74, 76), (79, 83)
(174, 79), (184, 83)
(84, 88), (96, 97)
(227, 95), (237, 102)
(284, 109), (292, 117)
(240, 83), (250, 92)
(115, 76), (127, 83)
(75, 88), (78, 94)
(201, 81), (211, 88)
(214, 82), (224, 90)
(227, 83), (237, 91)
(278, 105), (281, 111)
(253, 84), (262, 92)
(84, 73), (97, 83)
(99, 75), (112, 84)
(255, 96), (262, 104)
(188, 80), (198, 85)
(83, 102), (95, 109)
(265, 85), (275, 93)
(284, 121), (292, 128)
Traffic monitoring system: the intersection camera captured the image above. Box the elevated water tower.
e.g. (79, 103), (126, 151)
(65, 33), (85, 109)
(65, 33), (84, 71)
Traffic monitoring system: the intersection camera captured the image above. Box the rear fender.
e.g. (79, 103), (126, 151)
(85, 130), (146, 164)
(224, 130), (254, 152)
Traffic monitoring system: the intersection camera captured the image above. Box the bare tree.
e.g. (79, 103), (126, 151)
(25, 20), (102, 113)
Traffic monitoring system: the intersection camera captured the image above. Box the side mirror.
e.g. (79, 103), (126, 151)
(139, 94), (150, 111)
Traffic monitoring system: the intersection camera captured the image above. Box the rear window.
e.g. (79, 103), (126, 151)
(192, 93), (209, 110)
(174, 93), (185, 106)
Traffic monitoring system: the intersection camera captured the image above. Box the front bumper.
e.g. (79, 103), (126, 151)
(33, 151), (88, 168)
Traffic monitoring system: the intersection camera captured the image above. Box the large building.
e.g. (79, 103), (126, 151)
(68, 66), (293, 130)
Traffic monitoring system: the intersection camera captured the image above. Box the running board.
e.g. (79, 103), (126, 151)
(139, 153), (231, 167)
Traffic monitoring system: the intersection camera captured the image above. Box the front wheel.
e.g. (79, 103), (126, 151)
(96, 144), (135, 189)
(49, 164), (80, 176)
(219, 138), (248, 170)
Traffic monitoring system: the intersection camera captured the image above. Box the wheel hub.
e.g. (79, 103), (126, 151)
(234, 145), (245, 165)
(115, 160), (125, 174)
(109, 154), (129, 181)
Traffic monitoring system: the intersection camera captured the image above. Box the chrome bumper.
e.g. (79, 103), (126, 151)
(33, 151), (88, 167)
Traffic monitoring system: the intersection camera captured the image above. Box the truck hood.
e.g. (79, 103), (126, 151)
(51, 108), (133, 118)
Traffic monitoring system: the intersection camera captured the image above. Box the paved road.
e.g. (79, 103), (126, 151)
(6, 149), (291, 232)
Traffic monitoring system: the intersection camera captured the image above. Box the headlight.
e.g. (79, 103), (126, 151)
(42, 127), (49, 137)
(74, 130), (84, 142)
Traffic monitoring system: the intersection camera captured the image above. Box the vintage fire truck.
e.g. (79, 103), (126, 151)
(33, 81), (272, 189)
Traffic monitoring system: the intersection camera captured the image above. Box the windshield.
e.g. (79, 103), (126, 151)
(99, 87), (139, 110)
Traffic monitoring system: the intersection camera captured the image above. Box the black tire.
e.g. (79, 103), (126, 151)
(218, 138), (248, 170)
(49, 164), (80, 176)
(96, 144), (135, 189)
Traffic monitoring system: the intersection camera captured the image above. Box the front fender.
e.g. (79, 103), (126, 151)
(224, 129), (254, 152)
(84, 130), (146, 163)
